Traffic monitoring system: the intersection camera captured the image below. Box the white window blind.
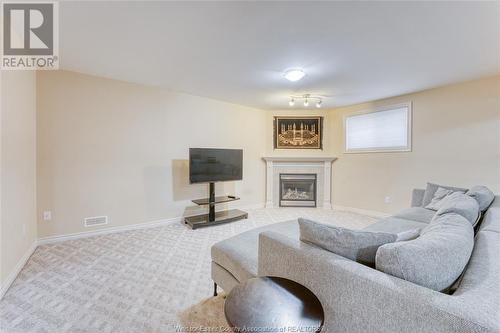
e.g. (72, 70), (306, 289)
(345, 104), (411, 152)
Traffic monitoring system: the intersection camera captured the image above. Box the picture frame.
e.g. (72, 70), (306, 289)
(273, 116), (323, 149)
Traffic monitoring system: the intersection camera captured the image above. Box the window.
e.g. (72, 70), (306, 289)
(344, 103), (412, 153)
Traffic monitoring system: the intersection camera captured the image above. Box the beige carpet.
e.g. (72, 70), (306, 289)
(177, 294), (229, 333)
(0, 208), (376, 332)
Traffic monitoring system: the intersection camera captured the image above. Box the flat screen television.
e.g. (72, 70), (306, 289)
(189, 148), (243, 184)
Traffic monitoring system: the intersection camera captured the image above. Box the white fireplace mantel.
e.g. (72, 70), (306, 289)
(262, 157), (337, 163)
(262, 156), (337, 209)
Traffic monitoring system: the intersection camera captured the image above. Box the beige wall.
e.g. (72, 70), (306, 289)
(330, 75), (500, 214)
(36, 71), (500, 237)
(37, 71), (267, 237)
(0, 70), (37, 288)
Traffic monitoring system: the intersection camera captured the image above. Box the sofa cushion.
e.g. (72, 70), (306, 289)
(363, 217), (428, 234)
(479, 198), (500, 233)
(411, 188), (426, 207)
(425, 187), (456, 211)
(375, 213), (474, 291)
(211, 221), (298, 282)
(452, 230), (500, 328)
(422, 182), (467, 207)
(466, 185), (495, 211)
(299, 218), (419, 266)
(436, 192), (479, 225)
(392, 207), (435, 224)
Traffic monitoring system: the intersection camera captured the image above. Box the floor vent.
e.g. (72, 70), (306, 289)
(84, 216), (108, 227)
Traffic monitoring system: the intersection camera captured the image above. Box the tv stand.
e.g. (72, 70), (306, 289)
(184, 182), (248, 229)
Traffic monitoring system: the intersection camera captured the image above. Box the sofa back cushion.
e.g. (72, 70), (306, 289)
(375, 213), (474, 291)
(422, 182), (467, 207)
(436, 192), (479, 225)
(479, 196), (500, 233)
(466, 185), (495, 211)
(299, 218), (419, 267)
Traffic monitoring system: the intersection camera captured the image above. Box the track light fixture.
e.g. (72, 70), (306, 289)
(288, 94), (323, 108)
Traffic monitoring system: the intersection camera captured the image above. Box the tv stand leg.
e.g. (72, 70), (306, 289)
(213, 282), (218, 297)
(208, 182), (215, 222)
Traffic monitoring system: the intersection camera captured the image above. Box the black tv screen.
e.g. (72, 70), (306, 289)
(189, 148), (243, 184)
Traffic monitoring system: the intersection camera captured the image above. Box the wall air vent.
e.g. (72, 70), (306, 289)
(84, 216), (108, 227)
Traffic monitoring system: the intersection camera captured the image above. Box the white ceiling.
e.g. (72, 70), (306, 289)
(59, 1), (500, 110)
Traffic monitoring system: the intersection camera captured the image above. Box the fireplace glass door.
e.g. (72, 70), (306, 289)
(279, 174), (317, 207)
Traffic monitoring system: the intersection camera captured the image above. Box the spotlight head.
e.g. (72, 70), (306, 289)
(316, 100), (322, 108)
(289, 98), (295, 107)
(304, 99), (309, 107)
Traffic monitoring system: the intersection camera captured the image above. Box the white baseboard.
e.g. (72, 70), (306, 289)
(37, 201), (266, 246)
(37, 216), (183, 245)
(0, 240), (38, 300)
(333, 205), (390, 218)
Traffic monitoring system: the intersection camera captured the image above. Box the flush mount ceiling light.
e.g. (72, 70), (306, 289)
(283, 69), (306, 82)
(288, 94), (323, 108)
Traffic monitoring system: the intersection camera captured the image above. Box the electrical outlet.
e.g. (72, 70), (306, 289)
(43, 211), (52, 221)
(384, 196), (392, 204)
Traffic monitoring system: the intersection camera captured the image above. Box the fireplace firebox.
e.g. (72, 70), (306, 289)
(279, 174), (317, 207)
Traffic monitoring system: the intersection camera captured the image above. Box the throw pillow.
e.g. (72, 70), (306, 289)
(298, 218), (418, 267)
(466, 185), (495, 211)
(436, 192), (479, 225)
(425, 187), (454, 211)
(422, 182), (467, 207)
(375, 213), (474, 291)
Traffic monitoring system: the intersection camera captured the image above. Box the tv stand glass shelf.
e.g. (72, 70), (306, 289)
(185, 183), (248, 229)
(191, 195), (240, 205)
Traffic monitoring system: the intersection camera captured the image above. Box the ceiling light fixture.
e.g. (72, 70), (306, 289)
(283, 69), (306, 82)
(288, 94), (323, 108)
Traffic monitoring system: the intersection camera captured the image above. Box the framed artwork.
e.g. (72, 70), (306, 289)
(274, 116), (323, 149)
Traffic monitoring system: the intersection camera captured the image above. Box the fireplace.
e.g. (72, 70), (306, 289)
(279, 174), (317, 207)
(263, 157), (336, 208)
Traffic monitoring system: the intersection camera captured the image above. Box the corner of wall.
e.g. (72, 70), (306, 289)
(0, 70), (38, 299)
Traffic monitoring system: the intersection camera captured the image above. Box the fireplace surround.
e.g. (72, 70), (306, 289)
(262, 157), (337, 208)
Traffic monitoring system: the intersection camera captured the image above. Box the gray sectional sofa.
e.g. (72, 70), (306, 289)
(211, 188), (500, 333)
